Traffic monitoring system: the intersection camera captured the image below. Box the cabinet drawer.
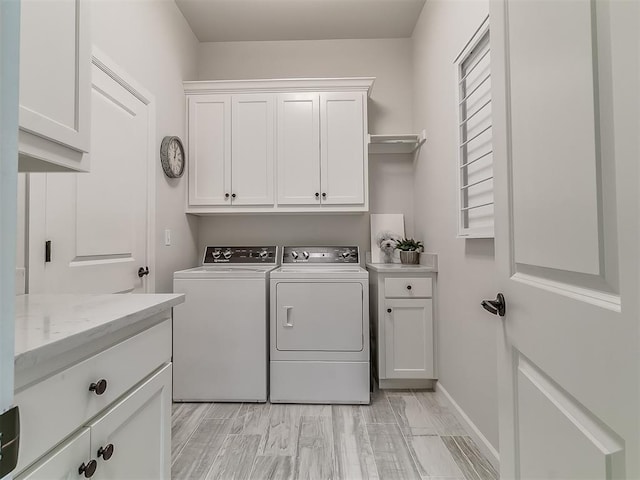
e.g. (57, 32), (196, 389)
(15, 320), (171, 474)
(384, 277), (432, 298)
(15, 428), (91, 480)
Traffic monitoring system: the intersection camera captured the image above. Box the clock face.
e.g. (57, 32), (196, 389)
(160, 136), (185, 178)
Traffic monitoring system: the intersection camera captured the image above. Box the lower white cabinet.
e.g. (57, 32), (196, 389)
(15, 429), (92, 480)
(368, 266), (436, 388)
(89, 365), (171, 480)
(384, 298), (433, 378)
(14, 320), (172, 479)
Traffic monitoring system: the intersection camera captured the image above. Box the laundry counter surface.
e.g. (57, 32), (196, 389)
(14, 293), (184, 388)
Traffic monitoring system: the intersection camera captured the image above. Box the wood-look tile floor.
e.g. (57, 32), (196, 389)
(171, 389), (499, 480)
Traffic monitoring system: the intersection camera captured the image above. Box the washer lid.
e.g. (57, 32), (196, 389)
(174, 264), (278, 279)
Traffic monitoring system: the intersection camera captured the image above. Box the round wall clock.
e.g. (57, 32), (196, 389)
(160, 136), (185, 178)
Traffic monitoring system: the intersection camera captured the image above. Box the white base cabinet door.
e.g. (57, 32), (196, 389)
(88, 365), (172, 480)
(384, 298), (434, 379)
(15, 429), (91, 480)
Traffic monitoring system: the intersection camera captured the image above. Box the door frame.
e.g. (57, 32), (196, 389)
(27, 48), (156, 293)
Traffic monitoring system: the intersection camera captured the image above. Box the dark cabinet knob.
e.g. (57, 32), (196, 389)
(481, 293), (506, 317)
(225, 193), (230, 199)
(232, 193), (236, 198)
(79, 460), (97, 478)
(387, 308), (392, 313)
(98, 444), (114, 461)
(137, 266), (149, 278)
(406, 285), (412, 290)
(315, 192), (320, 198)
(322, 193), (327, 198)
(89, 379), (107, 395)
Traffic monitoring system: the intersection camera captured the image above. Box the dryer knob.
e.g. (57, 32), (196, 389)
(259, 250), (268, 259)
(212, 250), (221, 259)
(291, 251), (299, 259)
(302, 251), (310, 259)
(341, 251), (351, 259)
(223, 250), (233, 259)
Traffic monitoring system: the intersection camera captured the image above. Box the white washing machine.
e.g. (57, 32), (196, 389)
(173, 246), (278, 402)
(270, 246), (370, 404)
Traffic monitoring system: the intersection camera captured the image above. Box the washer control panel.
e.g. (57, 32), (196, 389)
(203, 246), (278, 265)
(282, 246), (359, 264)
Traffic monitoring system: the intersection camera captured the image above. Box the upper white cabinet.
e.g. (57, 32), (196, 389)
(320, 92), (365, 205)
(232, 94), (275, 206)
(19, 0), (91, 172)
(185, 78), (373, 214)
(277, 93), (320, 205)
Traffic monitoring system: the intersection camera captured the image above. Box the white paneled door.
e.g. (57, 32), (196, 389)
(29, 53), (155, 294)
(491, 0), (638, 478)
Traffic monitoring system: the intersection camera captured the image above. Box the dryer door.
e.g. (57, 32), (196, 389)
(275, 282), (363, 352)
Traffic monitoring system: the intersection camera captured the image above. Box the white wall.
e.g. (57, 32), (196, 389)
(196, 39), (415, 252)
(412, 0), (499, 452)
(89, 0), (199, 293)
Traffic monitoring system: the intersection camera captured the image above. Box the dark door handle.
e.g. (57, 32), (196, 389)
(481, 293), (506, 317)
(138, 266), (149, 278)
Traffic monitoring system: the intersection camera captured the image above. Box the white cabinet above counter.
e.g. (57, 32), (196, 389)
(18, 0), (92, 172)
(184, 78), (374, 214)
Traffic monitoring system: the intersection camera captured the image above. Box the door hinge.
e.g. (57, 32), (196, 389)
(45, 240), (51, 263)
(0, 405), (20, 477)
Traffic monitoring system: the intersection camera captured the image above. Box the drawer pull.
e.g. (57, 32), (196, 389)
(89, 379), (108, 395)
(387, 308), (392, 313)
(406, 285), (412, 290)
(79, 460), (97, 478)
(98, 444), (114, 461)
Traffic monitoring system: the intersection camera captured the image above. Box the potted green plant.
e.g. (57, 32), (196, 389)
(395, 238), (424, 264)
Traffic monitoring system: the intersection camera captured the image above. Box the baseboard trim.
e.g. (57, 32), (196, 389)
(379, 378), (435, 390)
(436, 383), (500, 470)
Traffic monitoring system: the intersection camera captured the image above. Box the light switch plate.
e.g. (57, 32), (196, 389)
(164, 229), (171, 246)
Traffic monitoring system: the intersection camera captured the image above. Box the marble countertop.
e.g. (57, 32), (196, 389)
(366, 263), (437, 273)
(15, 294), (184, 374)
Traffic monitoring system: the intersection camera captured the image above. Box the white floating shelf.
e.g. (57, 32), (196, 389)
(368, 130), (426, 155)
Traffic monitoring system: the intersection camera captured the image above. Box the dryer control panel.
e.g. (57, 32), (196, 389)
(203, 246), (278, 264)
(282, 246), (359, 264)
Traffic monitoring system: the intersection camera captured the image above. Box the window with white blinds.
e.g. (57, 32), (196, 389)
(455, 17), (494, 238)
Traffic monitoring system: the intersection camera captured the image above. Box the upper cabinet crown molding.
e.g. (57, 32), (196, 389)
(184, 77), (375, 96)
(18, 0), (91, 172)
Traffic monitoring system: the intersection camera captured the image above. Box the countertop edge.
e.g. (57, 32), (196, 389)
(15, 294), (184, 378)
(365, 263), (438, 273)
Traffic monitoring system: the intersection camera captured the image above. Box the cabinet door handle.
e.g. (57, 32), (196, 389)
(231, 193), (236, 198)
(89, 379), (108, 395)
(79, 460), (97, 478)
(225, 193), (230, 199)
(322, 192), (327, 198)
(283, 306), (293, 327)
(387, 308), (392, 313)
(406, 285), (412, 290)
(97, 444), (114, 461)
(315, 192), (320, 198)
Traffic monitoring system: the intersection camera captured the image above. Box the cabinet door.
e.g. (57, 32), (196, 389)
(15, 429), (91, 480)
(231, 94), (275, 205)
(19, 0), (91, 169)
(320, 92), (365, 205)
(188, 95), (231, 206)
(88, 365), (172, 480)
(277, 93), (320, 205)
(384, 299), (434, 379)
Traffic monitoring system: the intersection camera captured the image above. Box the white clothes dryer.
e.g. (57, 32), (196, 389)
(173, 246), (278, 402)
(270, 246), (370, 404)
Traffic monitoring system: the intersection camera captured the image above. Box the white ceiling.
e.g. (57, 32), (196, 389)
(175, 0), (427, 42)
